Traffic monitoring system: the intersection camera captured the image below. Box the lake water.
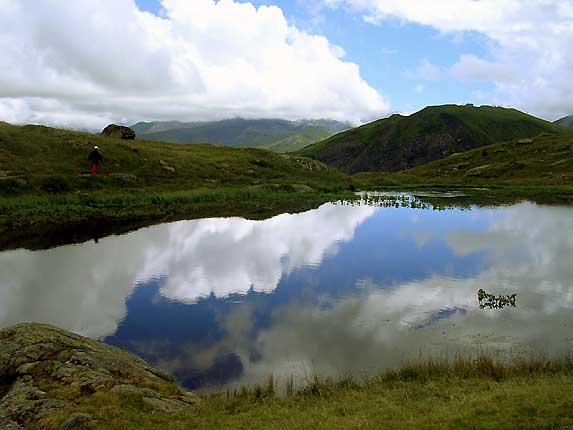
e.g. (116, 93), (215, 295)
(1, 195), (572, 390)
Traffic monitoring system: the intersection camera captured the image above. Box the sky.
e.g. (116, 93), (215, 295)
(1, 0), (573, 129)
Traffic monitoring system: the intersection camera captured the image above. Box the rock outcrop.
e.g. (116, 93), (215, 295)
(101, 124), (136, 140)
(0, 323), (200, 429)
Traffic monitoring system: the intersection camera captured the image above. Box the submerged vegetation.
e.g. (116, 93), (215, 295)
(478, 289), (517, 310)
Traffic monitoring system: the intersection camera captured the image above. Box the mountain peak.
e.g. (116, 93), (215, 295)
(299, 104), (563, 173)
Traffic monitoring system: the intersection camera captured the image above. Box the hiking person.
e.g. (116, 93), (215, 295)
(88, 146), (103, 175)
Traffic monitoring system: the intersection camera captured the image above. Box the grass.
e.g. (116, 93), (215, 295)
(0, 122), (351, 196)
(353, 132), (573, 204)
(299, 104), (569, 173)
(1, 120), (573, 249)
(0, 188), (352, 250)
(0, 122), (355, 243)
(38, 356), (573, 429)
(398, 132), (573, 184)
(2, 122), (573, 428)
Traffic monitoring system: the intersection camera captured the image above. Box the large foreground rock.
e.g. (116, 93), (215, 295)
(101, 124), (136, 140)
(0, 323), (199, 429)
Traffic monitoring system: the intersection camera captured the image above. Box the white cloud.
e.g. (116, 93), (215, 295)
(324, 0), (573, 119)
(451, 54), (515, 83)
(143, 203), (377, 302)
(0, 203), (375, 338)
(0, 0), (388, 129)
(218, 203), (573, 386)
(407, 59), (441, 80)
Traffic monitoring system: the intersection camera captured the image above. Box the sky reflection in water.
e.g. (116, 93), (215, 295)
(1, 200), (572, 389)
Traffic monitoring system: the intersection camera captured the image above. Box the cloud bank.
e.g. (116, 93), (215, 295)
(324, 0), (573, 119)
(0, 0), (388, 129)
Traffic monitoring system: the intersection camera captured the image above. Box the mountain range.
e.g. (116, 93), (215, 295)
(299, 104), (566, 173)
(554, 115), (573, 128)
(130, 118), (350, 153)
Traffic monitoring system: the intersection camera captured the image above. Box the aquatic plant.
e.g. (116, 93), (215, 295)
(478, 288), (517, 309)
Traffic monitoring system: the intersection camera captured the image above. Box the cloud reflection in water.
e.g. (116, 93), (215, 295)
(0, 203), (376, 338)
(1, 201), (572, 390)
(230, 203), (573, 387)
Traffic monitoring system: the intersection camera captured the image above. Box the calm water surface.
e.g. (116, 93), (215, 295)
(1, 196), (572, 390)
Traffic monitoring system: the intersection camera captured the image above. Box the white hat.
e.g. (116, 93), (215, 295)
(94, 146), (99, 150)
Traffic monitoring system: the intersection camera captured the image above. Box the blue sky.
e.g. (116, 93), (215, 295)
(2, 0), (570, 127)
(135, 0), (494, 115)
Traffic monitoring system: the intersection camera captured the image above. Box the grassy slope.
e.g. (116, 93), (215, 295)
(0, 122), (352, 233)
(41, 357), (573, 430)
(354, 133), (573, 206)
(300, 104), (567, 173)
(1, 119), (572, 241)
(398, 132), (573, 185)
(0, 122), (349, 195)
(134, 118), (347, 152)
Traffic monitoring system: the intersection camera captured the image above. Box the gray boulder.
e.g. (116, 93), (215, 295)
(101, 124), (136, 140)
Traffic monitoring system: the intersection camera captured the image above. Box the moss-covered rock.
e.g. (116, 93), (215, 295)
(0, 323), (199, 429)
(101, 124), (136, 140)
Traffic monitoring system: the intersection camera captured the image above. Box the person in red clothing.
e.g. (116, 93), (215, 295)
(87, 146), (103, 174)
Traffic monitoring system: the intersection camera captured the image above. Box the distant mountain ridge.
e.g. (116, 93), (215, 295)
(131, 118), (350, 153)
(554, 115), (573, 128)
(299, 104), (566, 173)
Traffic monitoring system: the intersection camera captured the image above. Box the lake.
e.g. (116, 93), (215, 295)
(1, 194), (572, 391)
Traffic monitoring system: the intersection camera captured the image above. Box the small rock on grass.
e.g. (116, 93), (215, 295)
(178, 391), (202, 405)
(0, 413), (24, 430)
(109, 384), (143, 397)
(142, 397), (188, 413)
(60, 412), (95, 429)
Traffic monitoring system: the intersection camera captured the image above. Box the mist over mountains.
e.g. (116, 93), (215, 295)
(130, 118), (350, 153)
(554, 115), (573, 128)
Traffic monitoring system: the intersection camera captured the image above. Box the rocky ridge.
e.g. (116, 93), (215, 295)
(0, 323), (200, 429)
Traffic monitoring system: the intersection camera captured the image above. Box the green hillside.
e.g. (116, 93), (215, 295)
(554, 115), (573, 128)
(0, 122), (351, 197)
(131, 118), (349, 152)
(300, 104), (566, 173)
(0, 122), (356, 242)
(392, 133), (573, 186)
(131, 120), (204, 135)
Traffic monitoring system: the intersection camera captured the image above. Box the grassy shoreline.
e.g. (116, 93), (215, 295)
(1, 121), (572, 250)
(2, 183), (573, 251)
(0, 188), (353, 251)
(42, 355), (573, 429)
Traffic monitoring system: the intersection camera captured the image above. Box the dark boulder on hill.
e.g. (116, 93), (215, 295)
(101, 124), (136, 140)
